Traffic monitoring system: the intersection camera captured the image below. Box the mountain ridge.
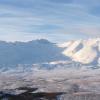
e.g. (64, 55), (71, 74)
(60, 38), (100, 65)
(0, 39), (69, 64)
(0, 38), (99, 66)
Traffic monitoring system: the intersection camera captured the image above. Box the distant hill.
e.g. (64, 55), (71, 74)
(0, 39), (68, 64)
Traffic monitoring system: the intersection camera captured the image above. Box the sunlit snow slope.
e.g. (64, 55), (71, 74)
(59, 38), (100, 65)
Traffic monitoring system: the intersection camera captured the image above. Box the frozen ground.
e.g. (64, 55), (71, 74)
(0, 63), (100, 94)
(0, 63), (100, 100)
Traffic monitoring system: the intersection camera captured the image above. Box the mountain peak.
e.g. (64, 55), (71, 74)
(34, 39), (51, 44)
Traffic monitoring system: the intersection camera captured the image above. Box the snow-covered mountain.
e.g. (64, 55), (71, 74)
(0, 38), (99, 66)
(59, 38), (100, 65)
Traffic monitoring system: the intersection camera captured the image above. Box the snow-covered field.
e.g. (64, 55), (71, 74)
(0, 62), (100, 94)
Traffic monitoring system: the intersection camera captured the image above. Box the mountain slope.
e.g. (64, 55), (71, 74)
(0, 39), (69, 64)
(60, 38), (100, 65)
(0, 38), (99, 66)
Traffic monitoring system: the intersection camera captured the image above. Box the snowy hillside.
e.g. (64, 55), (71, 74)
(60, 38), (100, 65)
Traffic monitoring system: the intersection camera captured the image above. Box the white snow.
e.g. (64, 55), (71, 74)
(60, 38), (100, 65)
(73, 46), (97, 64)
(63, 40), (83, 57)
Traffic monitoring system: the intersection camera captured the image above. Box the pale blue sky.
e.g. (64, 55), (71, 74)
(0, 0), (100, 42)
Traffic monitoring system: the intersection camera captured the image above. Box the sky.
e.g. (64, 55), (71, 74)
(0, 0), (100, 42)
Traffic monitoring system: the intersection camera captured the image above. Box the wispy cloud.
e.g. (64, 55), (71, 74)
(0, 0), (100, 42)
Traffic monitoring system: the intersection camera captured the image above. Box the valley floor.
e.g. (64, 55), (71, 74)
(0, 67), (100, 99)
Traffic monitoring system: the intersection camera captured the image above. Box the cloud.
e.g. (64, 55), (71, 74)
(0, 0), (100, 42)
